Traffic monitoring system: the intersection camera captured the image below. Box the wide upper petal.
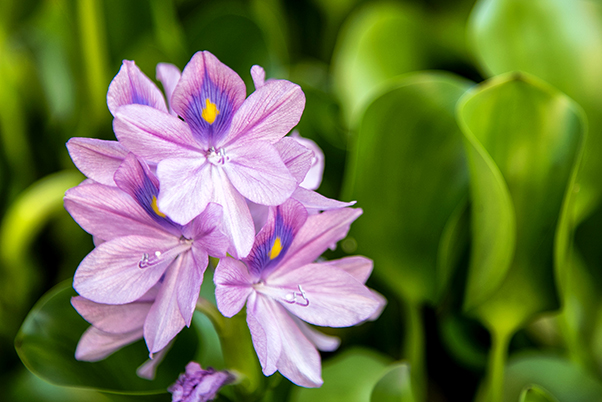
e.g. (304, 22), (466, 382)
(274, 137), (313, 185)
(156, 157), (212, 225)
(277, 207), (363, 272)
(107, 60), (168, 116)
(71, 296), (151, 334)
(224, 141), (297, 206)
(214, 257), (253, 318)
(144, 255), (187, 354)
(114, 154), (182, 234)
(114, 104), (201, 163)
(75, 326), (143, 362)
(210, 168), (255, 258)
(156, 63), (182, 115)
(64, 180), (167, 241)
(267, 263), (379, 327)
(74, 235), (177, 304)
(223, 79), (305, 146)
(171, 51), (246, 148)
(66, 138), (128, 186)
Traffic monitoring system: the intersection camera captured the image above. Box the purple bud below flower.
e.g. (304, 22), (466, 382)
(168, 362), (235, 402)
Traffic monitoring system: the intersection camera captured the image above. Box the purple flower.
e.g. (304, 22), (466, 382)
(214, 200), (384, 387)
(66, 153), (229, 354)
(67, 60), (183, 186)
(169, 362), (234, 402)
(71, 289), (171, 380)
(112, 51), (306, 258)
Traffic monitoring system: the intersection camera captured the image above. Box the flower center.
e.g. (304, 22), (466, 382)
(206, 147), (228, 165)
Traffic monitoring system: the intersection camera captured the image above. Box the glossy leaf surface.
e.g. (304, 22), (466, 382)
(15, 281), (197, 395)
(291, 348), (392, 402)
(344, 72), (471, 304)
(458, 73), (583, 333)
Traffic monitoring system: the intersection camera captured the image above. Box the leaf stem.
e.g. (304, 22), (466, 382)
(488, 329), (511, 402)
(403, 301), (425, 402)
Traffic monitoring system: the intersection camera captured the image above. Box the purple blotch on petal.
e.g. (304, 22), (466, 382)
(244, 199), (308, 277)
(172, 51), (246, 148)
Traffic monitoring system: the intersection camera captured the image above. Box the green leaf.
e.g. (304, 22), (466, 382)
(469, 0), (602, 221)
(458, 73), (584, 333)
(343, 72), (472, 304)
(519, 385), (559, 402)
(15, 281), (197, 395)
(501, 354), (602, 402)
(291, 348), (392, 402)
(0, 171), (83, 338)
(332, 3), (429, 126)
(370, 363), (415, 402)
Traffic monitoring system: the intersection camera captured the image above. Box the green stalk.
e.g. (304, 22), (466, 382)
(403, 301), (425, 402)
(77, 0), (109, 124)
(487, 329), (511, 402)
(196, 299), (264, 401)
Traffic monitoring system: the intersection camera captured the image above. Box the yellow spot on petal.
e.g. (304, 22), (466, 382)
(201, 98), (220, 124)
(269, 237), (283, 260)
(152, 196), (166, 218)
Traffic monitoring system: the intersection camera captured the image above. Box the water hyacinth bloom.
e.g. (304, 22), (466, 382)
(214, 199), (384, 387)
(169, 362), (234, 402)
(66, 153), (228, 354)
(113, 51), (306, 258)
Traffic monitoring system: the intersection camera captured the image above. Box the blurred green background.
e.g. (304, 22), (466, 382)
(3, 0), (602, 401)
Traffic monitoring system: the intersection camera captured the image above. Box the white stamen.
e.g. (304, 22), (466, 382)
(283, 285), (310, 307)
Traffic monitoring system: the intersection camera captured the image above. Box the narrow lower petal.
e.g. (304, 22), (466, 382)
(74, 235), (177, 304)
(114, 104), (201, 163)
(137, 341), (173, 380)
(291, 132), (325, 190)
(144, 256), (187, 354)
(107, 60), (168, 116)
(214, 257), (254, 317)
(176, 252), (204, 326)
(251, 65), (266, 90)
(224, 141), (297, 206)
(293, 316), (340, 352)
(268, 263), (380, 327)
(224, 79), (305, 146)
(65, 181), (167, 241)
(274, 137), (313, 184)
(156, 157), (212, 225)
(171, 51), (246, 147)
(246, 293), (281, 376)
(292, 187), (355, 214)
(75, 326), (143, 362)
(211, 168), (254, 258)
(66, 138), (128, 186)
(156, 63), (182, 115)
(71, 296), (151, 334)
(321, 256), (373, 284)
(263, 299), (322, 387)
(278, 208), (363, 271)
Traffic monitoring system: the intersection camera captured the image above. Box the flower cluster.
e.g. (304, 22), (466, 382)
(65, 50), (384, 394)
